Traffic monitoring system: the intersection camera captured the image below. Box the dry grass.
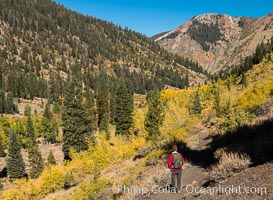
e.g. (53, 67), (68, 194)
(210, 150), (252, 181)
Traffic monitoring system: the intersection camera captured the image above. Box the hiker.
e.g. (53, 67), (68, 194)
(167, 145), (185, 193)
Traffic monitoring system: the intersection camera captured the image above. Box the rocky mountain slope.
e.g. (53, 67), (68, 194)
(155, 13), (273, 74)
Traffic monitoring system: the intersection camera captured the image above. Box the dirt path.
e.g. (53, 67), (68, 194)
(145, 165), (206, 200)
(143, 127), (213, 200)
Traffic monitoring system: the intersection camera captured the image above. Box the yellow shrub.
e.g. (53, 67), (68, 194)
(2, 187), (27, 200)
(1, 179), (40, 200)
(145, 149), (165, 161)
(90, 146), (111, 169)
(37, 165), (65, 197)
(131, 136), (147, 150)
(65, 156), (95, 180)
(0, 128), (8, 146)
(69, 178), (112, 200)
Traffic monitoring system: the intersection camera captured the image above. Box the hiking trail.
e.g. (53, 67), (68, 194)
(144, 126), (214, 200)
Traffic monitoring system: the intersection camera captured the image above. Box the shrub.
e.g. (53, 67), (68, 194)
(0, 179), (3, 190)
(65, 149), (96, 180)
(144, 149), (165, 166)
(210, 151), (252, 181)
(70, 178), (112, 200)
(2, 187), (27, 200)
(90, 146), (111, 169)
(37, 165), (65, 197)
(64, 172), (76, 189)
(219, 109), (255, 132)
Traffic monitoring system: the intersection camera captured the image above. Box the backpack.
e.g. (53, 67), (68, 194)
(173, 153), (182, 169)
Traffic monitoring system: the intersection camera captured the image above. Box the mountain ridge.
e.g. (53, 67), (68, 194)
(154, 12), (273, 74)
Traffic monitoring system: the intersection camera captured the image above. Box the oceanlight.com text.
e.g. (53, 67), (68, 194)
(185, 184), (267, 196)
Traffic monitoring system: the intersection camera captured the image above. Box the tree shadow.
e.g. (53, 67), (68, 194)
(162, 118), (273, 169)
(0, 167), (7, 178)
(210, 119), (273, 166)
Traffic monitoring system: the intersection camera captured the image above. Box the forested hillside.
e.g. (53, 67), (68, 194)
(0, 0), (207, 105)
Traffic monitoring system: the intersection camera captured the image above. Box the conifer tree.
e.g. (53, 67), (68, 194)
(53, 102), (61, 114)
(47, 150), (56, 165)
(40, 117), (57, 143)
(28, 144), (44, 179)
(24, 105), (31, 116)
(14, 103), (19, 114)
(144, 90), (165, 140)
(84, 88), (96, 144)
(43, 102), (53, 120)
(185, 71), (190, 88)
(0, 136), (6, 157)
(114, 81), (134, 135)
(109, 89), (116, 124)
(191, 91), (202, 114)
(6, 131), (26, 180)
(0, 89), (5, 114)
(240, 72), (248, 87)
(25, 114), (35, 148)
(5, 92), (14, 114)
(62, 78), (88, 159)
(97, 87), (110, 133)
(40, 101), (57, 143)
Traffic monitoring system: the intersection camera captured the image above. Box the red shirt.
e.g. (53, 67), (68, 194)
(167, 151), (185, 172)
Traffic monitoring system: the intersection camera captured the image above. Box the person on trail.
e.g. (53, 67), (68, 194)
(167, 145), (185, 193)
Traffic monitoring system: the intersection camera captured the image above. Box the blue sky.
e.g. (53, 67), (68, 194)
(54, 0), (273, 36)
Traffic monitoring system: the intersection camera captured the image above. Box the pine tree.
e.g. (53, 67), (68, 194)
(144, 90), (165, 140)
(97, 87), (109, 133)
(0, 89), (5, 114)
(185, 71), (189, 88)
(5, 92), (14, 114)
(47, 150), (56, 165)
(28, 144), (44, 179)
(109, 90), (116, 124)
(114, 81), (134, 135)
(43, 102), (53, 120)
(84, 88), (96, 144)
(240, 72), (248, 87)
(52, 102), (61, 114)
(40, 101), (57, 143)
(14, 103), (19, 114)
(62, 78), (88, 159)
(24, 105), (31, 116)
(40, 117), (57, 143)
(25, 114), (35, 148)
(191, 91), (202, 114)
(6, 131), (26, 180)
(0, 136), (6, 157)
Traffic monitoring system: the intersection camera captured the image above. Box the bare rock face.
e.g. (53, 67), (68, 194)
(155, 13), (273, 74)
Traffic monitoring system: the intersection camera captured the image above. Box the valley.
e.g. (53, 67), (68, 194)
(0, 0), (272, 200)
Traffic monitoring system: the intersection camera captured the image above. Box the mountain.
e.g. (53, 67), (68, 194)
(154, 13), (273, 74)
(0, 0), (207, 102)
(150, 31), (170, 41)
